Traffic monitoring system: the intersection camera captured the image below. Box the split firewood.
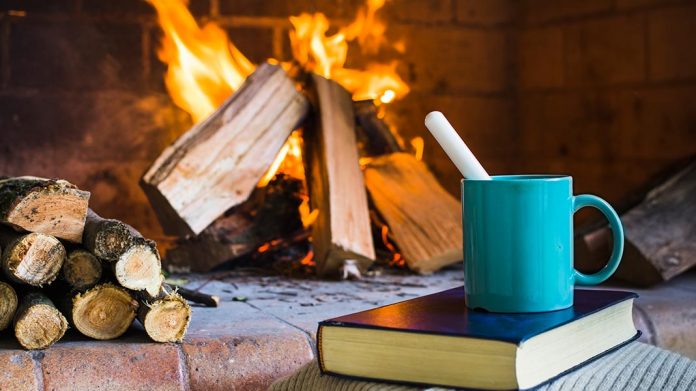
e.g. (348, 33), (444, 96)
(61, 249), (103, 291)
(113, 237), (164, 298)
(141, 63), (310, 236)
(304, 74), (375, 276)
(138, 287), (191, 343)
(14, 292), (68, 350)
(576, 161), (696, 286)
(82, 209), (141, 261)
(0, 177), (89, 242)
(0, 229), (66, 286)
(66, 283), (139, 340)
(364, 153), (463, 274)
(0, 280), (18, 331)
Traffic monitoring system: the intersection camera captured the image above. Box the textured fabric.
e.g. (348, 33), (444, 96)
(269, 342), (696, 391)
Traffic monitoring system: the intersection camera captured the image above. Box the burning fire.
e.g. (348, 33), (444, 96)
(148, 0), (407, 123)
(149, 0), (411, 265)
(147, 0), (254, 123)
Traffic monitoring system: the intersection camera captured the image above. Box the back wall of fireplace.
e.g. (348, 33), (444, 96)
(1, 0), (695, 239)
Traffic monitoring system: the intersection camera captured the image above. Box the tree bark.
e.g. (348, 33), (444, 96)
(138, 286), (191, 343)
(68, 283), (139, 340)
(13, 291), (67, 350)
(0, 177), (89, 242)
(82, 209), (141, 262)
(305, 74), (375, 276)
(62, 249), (103, 291)
(141, 63), (310, 236)
(364, 153), (463, 273)
(0, 280), (18, 331)
(0, 228), (66, 286)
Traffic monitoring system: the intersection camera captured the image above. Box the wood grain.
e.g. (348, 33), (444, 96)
(364, 153), (463, 274)
(141, 63), (309, 235)
(305, 74), (375, 276)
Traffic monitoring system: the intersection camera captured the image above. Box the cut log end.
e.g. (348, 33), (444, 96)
(2, 232), (66, 286)
(0, 177), (89, 243)
(139, 293), (191, 343)
(114, 239), (163, 296)
(62, 249), (103, 290)
(14, 292), (67, 350)
(0, 281), (18, 331)
(72, 284), (139, 340)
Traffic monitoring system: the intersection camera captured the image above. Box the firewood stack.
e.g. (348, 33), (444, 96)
(142, 63), (464, 277)
(0, 177), (192, 350)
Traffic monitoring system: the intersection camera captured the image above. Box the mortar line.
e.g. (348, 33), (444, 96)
(243, 301), (317, 352)
(29, 351), (45, 391)
(175, 343), (193, 391)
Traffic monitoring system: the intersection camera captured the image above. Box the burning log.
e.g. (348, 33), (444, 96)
(364, 153), (463, 273)
(0, 229), (66, 286)
(354, 100), (404, 156)
(305, 74), (375, 276)
(165, 175), (305, 272)
(0, 177), (89, 242)
(355, 100), (463, 273)
(138, 287), (191, 343)
(0, 281), (18, 331)
(14, 292), (68, 350)
(61, 249), (103, 291)
(141, 63), (310, 236)
(66, 283), (139, 340)
(576, 161), (696, 286)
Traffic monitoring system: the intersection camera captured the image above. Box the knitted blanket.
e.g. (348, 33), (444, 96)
(270, 342), (696, 390)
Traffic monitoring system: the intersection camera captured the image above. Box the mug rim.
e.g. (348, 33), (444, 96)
(462, 174), (571, 182)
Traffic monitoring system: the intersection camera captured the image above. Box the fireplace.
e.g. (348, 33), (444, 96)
(1, 0), (695, 275)
(1, 1), (696, 389)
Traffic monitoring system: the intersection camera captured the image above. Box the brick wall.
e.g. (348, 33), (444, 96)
(1, 0), (694, 239)
(516, 0), (696, 207)
(0, 0), (515, 237)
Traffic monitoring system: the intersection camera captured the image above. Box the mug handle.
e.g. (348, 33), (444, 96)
(572, 194), (624, 285)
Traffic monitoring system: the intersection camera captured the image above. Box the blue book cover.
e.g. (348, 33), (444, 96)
(320, 287), (637, 344)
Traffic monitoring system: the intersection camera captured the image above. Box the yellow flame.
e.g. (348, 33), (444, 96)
(147, 0), (254, 123)
(288, 1), (408, 102)
(411, 137), (424, 161)
(149, 0), (411, 231)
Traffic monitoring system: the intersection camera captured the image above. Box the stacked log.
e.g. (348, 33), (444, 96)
(0, 177), (195, 349)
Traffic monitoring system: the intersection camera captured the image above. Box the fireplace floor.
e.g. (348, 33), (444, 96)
(1, 266), (694, 391)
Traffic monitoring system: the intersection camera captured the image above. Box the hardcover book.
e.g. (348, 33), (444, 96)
(317, 287), (639, 390)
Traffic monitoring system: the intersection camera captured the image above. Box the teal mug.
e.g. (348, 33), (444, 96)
(462, 175), (624, 313)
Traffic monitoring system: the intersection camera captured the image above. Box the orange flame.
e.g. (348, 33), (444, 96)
(149, 0), (409, 234)
(288, 1), (408, 103)
(146, 0), (255, 123)
(381, 225), (404, 267)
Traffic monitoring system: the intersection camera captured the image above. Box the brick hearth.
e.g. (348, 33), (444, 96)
(1, 267), (694, 390)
